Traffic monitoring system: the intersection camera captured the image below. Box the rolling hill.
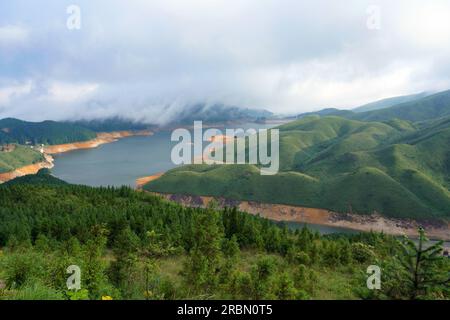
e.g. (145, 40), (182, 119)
(2, 168), (67, 186)
(0, 144), (45, 174)
(295, 89), (448, 123)
(351, 90), (450, 122)
(296, 108), (354, 119)
(144, 115), (450, 219)
(352, 92), (429, 113)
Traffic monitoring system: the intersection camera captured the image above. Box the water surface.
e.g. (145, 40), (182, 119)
(52, 123), (274, 187)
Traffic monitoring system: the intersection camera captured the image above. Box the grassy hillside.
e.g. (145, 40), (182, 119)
(0, 118), (97, 145)
(351, 90), (450, 122)
(296, 89), (448, 123)
(297, 108), (355, 119)
(145, 116), (450, 219)
(0, 144), (45, 173)
(352, 92), (429, 113)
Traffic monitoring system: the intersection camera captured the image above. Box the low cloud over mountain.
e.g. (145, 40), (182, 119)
(1, 0), (450, 123)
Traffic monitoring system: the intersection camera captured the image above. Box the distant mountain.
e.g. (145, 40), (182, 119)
(352, 92), (429, 113)
(351, 90), (450, 122)
(145, 115), (450, 219)
(66, 117), (154, 132)
(293, 90), (449, 124)
(296, 108), (354, 119)
(64, 105), (273, 130)
(0, 118), (97, 145)
(169, 103), (273, 125)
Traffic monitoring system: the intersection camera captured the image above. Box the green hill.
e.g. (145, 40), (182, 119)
(145, 116), (450, 219)
(2, 168), (67, 186)
(297, 108), (355, 119)
(0, 118), (97, 145)
(352, 92), (429, 113)
(0, 144), (45, 174)
(351, 90), (450, 122)
(295, 89), (449, 124)
(295, 92), (430, 119)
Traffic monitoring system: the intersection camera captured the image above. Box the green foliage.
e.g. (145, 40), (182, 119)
(3, 169), (67, 186)
(0, 249), (46, 288)
(9, 281), (65, 300)
(184, 208), (224, 293)
(109, 227), (140, 298)
(0, 183), (448, 300)
(0, 118), (97, 145)
(395, 228), (450, 299)
(66, 289), (89, 300)
(0, 144), (44, 174)
(351, 242), (376, 264)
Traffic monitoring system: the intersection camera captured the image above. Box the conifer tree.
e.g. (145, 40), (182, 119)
(184, 208), (224, 293)
(397, 227), (450, 299)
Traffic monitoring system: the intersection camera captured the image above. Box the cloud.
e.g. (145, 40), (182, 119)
(0, 25), (29, 46)
(0, 81), (32, 105)
(0, 0), (450, 122)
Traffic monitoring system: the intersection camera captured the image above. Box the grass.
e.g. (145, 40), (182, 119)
(351, 89), (450, 122)
(156, 250), (361, 300)
(0, 144), (45, 174)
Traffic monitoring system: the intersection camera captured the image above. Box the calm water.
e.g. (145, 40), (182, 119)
(52, 123), (274, 187)
(280, 221), (359, 235)
(52, 131), (175, 187)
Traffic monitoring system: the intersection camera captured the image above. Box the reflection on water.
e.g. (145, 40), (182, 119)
(277, 221), (359, 235)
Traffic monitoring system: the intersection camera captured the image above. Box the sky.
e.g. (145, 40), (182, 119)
(1, 0), (450, 124)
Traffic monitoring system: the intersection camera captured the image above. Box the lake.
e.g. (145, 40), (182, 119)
(52, 131), (175, 187)
(52, 122), (274, 187)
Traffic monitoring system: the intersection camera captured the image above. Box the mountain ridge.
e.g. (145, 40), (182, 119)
(145, 115), (450, 219)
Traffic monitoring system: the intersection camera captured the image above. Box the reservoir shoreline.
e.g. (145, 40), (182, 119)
(0, 130), (152, 183)
(0, 154), (54, 183)
(143, 190), (450, 241)
(44, 130), (153, 154)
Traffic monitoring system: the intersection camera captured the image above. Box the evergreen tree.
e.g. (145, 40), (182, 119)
(81, 225), (109, 299)
(109, 227), (140, 298)
(184, 208), (224, 293)
(396, 227), (450, 299)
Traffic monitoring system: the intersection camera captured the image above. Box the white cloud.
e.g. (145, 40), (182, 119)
(1, 0), (450, 120)
(0, 25), (29, 46)
(45, 82), (99, 103)
(0, 81), (32, 105)
(394, 1), (450, 49)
